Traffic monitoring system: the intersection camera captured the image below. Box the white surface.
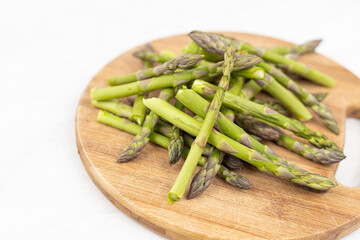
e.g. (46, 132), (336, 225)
(0, 0), (359, 239)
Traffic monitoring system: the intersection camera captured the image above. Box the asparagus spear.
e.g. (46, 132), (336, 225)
(91, 100), (133, 118)
(253, 99), (291, 117)
(117, 89), (174, 162)
(154, 122), (215, 157)
(221, 76), (247, 166)
(270, 39), (322, 59)
(235, 113), (344, 164)
(182, 133), (215, 157)
(132, 44), (154, 68)
(109, 54), (204, 86)
(191, 80), (343, 153)
(91, 54), (261, 101)
(168, 100), (185, 165)
(143, 97), (337, 191)
(188, 31), (335, 87)
(97, 110), (169, 148)
(222, 76), (244, 121)
(133, 44), (178, 63)
(229, 76), (244, 94)
(218, 165), (250, 189)
(129, 94), (147, 125)
(259, 62), (339, 133)
(189, 72), (249, 196)
(168, 46), (236, 203)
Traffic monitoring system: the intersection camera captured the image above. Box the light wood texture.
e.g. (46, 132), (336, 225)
(76, 33), (360, 240)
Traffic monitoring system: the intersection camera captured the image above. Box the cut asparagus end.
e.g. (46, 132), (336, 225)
(167, 192), (181, 204)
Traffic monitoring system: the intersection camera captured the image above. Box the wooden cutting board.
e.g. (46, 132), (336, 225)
(75, 32), (360, 239)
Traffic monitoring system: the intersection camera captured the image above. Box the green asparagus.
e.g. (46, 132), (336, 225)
(91, 100), (133, 118)
(129, 95), (147, 125)
(108, 54), (204, 85)
(270, 39), (322, 59)
(253, 99), (290, 117)
(241, 79), (262, 100)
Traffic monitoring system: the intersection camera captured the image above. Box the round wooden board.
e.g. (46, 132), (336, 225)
(76, 32), (360, 240)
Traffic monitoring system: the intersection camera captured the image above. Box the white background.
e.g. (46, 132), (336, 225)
(1, 0), (360, 239)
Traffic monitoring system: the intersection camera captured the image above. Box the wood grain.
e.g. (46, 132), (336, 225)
(76, 32), (360, 239)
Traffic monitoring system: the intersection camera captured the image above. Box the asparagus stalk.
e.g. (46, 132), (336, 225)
(168, 46), (236, 203)
(235, 113), (344, 164)
(129, 95), (147, 125)
(191, 80), (343, 153)
(253, 99), (291, 117)
(188, 31), (335, 87)
(97, 110), (169, 148)
(143, 97), (337, 191)
(191, 47), (240, 199)
(91, 100), (133, 118)
(222, 76), (244, 121)
(270, 39), (322, 59)
(117, 89), (174, 162)
(259, 62), (339, 133)
(168, 101), (185, 165)
(91, 54), (261, 101)
(229, 76), (244, 95)
(154, 122), (215, 157)
(222, 155), (244, 170)
(188, 149), (224, 198)
(132, 43), (154, 68)
(241, 79), (262, 100)
(221, 76), (247, 166)
(133, 44), (178, 63)
(253, 72), (313, 121)
(97, 109), (249, 189)
(109, 54), (204, 85)
(218, 165), (250, 189)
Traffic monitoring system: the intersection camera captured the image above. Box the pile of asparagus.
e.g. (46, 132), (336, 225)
(91, 31), (345, 204)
